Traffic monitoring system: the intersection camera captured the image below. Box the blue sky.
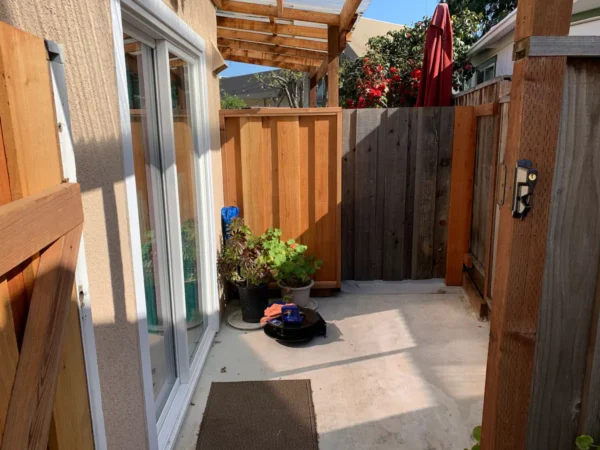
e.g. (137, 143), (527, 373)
(220, 0), (435, 78)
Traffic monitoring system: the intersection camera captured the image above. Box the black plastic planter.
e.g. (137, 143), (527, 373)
(237, 283), (269, 323)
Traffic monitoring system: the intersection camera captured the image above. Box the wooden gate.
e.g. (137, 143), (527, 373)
(342, 107), (455, 281)
(452, 78), (512, 318)
(0, 23), (93, 449)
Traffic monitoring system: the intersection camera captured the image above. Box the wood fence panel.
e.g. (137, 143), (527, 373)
(527, 59), (600, 449)
(470, 115), (496, 272)
(412, 108), (441, 279)
(382, 108), (409, 280)
(342, 107), (454, 282)
(445, 107), (477, 286)
(372, 110), (388, 280)
(276, 117), (302, 241)
(354, 109), (382, 280)
(404, 109), (418, 279)
(0, 22), (93, 449)
(341, 110), (356, 280)
(433, 107), (455, 278)
(220, 108), (342, 288)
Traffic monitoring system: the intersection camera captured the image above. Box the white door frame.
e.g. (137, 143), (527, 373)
(48, 40), (108, 450)
(110, 0), (220, 448)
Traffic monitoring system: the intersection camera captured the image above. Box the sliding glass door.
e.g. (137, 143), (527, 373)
(122, 24), (207, 425)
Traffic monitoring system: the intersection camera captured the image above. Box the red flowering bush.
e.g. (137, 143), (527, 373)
(340, 9), (481, 108)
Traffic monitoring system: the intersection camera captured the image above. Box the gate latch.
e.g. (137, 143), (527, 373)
(512, 159), (538, 220)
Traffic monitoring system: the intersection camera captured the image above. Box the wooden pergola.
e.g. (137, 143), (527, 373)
(212, 0), (366, 106)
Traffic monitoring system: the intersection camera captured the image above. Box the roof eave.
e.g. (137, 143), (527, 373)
(467, 9), (518, 56)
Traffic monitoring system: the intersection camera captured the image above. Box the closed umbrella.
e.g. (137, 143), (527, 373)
(416, 1), (454, 107)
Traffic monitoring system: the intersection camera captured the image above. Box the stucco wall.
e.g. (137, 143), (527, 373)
(0, 0), (223, 448)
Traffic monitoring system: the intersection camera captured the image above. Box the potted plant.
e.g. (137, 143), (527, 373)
(262, 228), (322, 308)
(217, 218), (271, 323)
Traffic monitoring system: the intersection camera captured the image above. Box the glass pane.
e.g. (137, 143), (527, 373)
(124, 34), (178, 418)
(168, 53), (205, 361)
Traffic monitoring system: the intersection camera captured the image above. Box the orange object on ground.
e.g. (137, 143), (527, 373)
(261, 303), (296, 325)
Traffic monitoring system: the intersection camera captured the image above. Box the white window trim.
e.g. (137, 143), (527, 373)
(110, 1), (220, 449)
(48, 41), (108, 450)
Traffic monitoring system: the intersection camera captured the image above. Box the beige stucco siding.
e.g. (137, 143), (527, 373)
(0, 0), (223, 448)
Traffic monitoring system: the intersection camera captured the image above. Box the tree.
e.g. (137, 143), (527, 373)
(254, 70), (306, 108)
(220, 91), (247, 109)
(339, 8), (481, 108)
(447, 0), (517, 33)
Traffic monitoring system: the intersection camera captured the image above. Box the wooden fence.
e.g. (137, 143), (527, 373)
(451, 78), (512, 317)
(0, 23), (93, 449)
(342, 107), (455, 281)
(220, 108), (342, 288)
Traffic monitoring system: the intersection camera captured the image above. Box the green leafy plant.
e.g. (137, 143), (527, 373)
(262, 228), (322, 288)
(464, 426), (481, 450)
(220, 91), (247, 109)
(217, 218), (271, 287)
(577, 435), (600, 449)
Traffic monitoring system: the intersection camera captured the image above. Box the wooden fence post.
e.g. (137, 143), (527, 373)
(481, 0), (574, 449)
(327, 25), (339, 107)
(445, 106), (476, 286)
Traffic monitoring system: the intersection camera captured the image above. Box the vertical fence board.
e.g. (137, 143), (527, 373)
(412, 108), (441, 279)
(341, 110), (356, 280)
(222, 117), (242, 209)
(445, 107), (477, 286)
(371, 110), (388, 280)
(240, 118), (266, 233)
(527, 59), (600, 449)
(354, 109), (382, 280)
(382, 108), (408, 280)
(404, 109), (418, 279)
(315, 117), (337, 284)
(433, 107), (455, 278)
(298, 116), (315, 265)
(262, 118), (274, 228)
(276, 117), (302, 242)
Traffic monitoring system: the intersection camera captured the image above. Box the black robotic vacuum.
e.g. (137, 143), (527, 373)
(263, 307), (327, 343)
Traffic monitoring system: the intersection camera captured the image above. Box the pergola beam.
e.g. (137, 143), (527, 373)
(218, 28), (328, 52)
(217, 16), (328, 40)
(339, 0), (362, 32)
(312, 0), (362, 84)
(220, 53), (312, 72)
(220, 47), (322, 68)
(219, 0), (340, 26)
(217, 37), (326, 61)
(327, 25), (340, 106)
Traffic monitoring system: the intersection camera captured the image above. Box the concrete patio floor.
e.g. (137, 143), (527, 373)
(174, 280), (489, 450)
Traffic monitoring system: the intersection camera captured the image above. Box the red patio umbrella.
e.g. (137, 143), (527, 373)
(416, 1), (454, 107)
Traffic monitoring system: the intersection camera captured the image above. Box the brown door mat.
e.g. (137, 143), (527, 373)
(196, 380), (319, 450)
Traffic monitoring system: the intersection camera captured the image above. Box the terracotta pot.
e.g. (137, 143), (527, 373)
(278, 279), (314, 308)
